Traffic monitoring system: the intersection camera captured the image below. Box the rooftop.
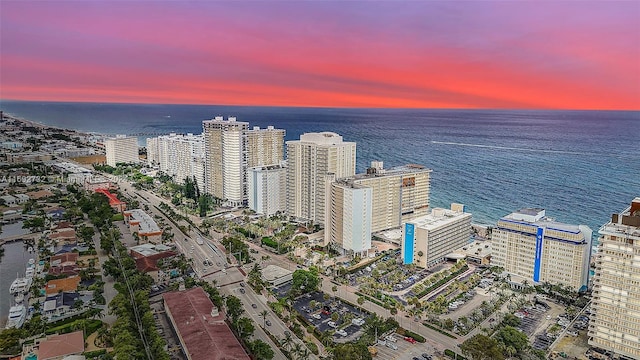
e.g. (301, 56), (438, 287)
(94, 188), (124, 206)
(45, 276), (81, 295)
(36, 330), (84, 360)
(261, 264), (293, 282)
(125, 209), (161, 234)
(409, 205), (471, 230)
(163, 287), (249, 360)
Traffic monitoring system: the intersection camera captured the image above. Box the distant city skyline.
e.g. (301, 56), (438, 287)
(0, 1), (638, 110)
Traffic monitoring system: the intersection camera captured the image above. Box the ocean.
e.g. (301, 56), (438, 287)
(1, 100), (639, 234)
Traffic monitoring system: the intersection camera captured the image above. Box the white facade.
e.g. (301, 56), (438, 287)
(147, 133), (205, 192)
(345, 162), (431, 233)
(329, 181), (372, 256)
(104, 135), (138, 166)
(247, 163), (287, 216)
(203, 117), (249, 206)
(492, 208), (592, 291)
(402, 204), (472, 268)
(286, 132), (356, 225)
(589, 198), (640, 360)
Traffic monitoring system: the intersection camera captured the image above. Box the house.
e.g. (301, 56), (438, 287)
(26, 189), (54, 200)
(49, 253), (80, 276)
(0, 195), (17, 206)
(43, 292), (80, 318)
(48, 228), (77, 245)
(45, 276), (81, 296)
(2, 209), (22, 223)
(46, 207), (66, 221)
(24, 330), (85, 360)
(14, 193), (30, 203)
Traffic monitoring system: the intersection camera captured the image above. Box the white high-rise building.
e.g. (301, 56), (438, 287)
(329, 180), (372, 256)
(104, 135), (139, 166)
(492, 208), (592, 291)
(203, 117), (284, 207)
(347, 162), (431, 233)
(286, 132), (356, 225)
(146, 137), (159, 166)
(589, 198), (640, 360)
(246, 126), (285, 168)
(203, 117), (249, 207)
(147, 133), (205, 192)
(247, 163), (287, 216)
(402, 204), (472, 268)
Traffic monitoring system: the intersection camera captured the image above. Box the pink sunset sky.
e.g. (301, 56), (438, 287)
(1, 1), (639, 110)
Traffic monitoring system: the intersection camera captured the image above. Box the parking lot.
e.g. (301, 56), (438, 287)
(374, 333), (436, 360)
(150, 295), (186, 360)
(291, 291), (370, 340)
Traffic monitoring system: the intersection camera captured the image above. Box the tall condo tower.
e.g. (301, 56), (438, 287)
(286, 132), (356, 225)
(589, 198), (640, 360)
(202, 117), (249, 206)
(104, 135), (139, 167)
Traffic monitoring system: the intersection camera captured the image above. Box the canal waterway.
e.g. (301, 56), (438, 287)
(0, 221), (32, 327)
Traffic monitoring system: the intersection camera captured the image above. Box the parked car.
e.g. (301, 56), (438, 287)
(421, 354), (431, 359)
(336, 329), (347, 337)
(404, 337), (417, 344)
(239, 288), (245, 294)
(312, 314), (321, 320)
(386, 342), (398, 350)
(385, 335), (397, 343)
(328, 321), (337, 328)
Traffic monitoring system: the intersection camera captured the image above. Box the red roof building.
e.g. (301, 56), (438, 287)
(94, 188), (126, 212)
(35, 330), (85, 360)
(163, 287), (250, 360)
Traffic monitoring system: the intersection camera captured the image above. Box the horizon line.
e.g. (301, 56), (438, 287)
(1, 98), (638, 113)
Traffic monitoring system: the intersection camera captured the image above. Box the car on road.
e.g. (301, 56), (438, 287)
(412, 357), (420, 360)
(252, 304), (257, 309)
(265, 320), (271, 326)
(239, 288), (245, 294)
(404, 337), (417, 344)
(240, 282), (245, 287)
(421, 354), (431, 359)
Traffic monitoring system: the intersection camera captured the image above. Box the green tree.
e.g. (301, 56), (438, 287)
(501, 313), (522, 328)
(460, 334), (505, 360)
(290, 267), (320, 296)
(235, 317), (255, 339)
(494, 326), (529, 354)
(333, 343), (372, 360)
(225, 295), (244, 323)
(259, 310), (269, 328)
(248, 339), (274, 360)
(0, 328), (27, 355)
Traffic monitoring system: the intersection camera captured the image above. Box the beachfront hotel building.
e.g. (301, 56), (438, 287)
(491, 208), (592, 291)
(588, 198), (640, 360)
(348, 161), (431, 232)
(104, 135), (139, 166)
(203, 117), (249, 207)
(146, 133), (205, 192)
(402, 204), (472, 268)
(328, 179), (373, 256)
(286, 132), (356, 225)
(247, 163), (287, 216)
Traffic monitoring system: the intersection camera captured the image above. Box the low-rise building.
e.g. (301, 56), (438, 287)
(261, 264), (294, 287)
(94, 188), (126, 212)
(163, 287), (250, 360)
(22, 330), (85, 360)
(402, 203), (472, 268)
(124, 209), (162, 243)
(130, 243), (176, 282)
(45, 276), (81, 296)
(447, 240), (492, 266)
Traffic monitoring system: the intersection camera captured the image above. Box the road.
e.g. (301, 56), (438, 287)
(227, 282), (318, 360)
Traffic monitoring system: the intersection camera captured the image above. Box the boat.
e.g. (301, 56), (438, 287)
(14, 293), (24, 304)
(5, 304), (26, 329)
(28, 258), (35, 265)
(9, 276), (32, 295)
(25, 267), (35, 279)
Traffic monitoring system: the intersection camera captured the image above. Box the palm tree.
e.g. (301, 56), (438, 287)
(281, 331), (294, 350)
(259, 310), (269, 328)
